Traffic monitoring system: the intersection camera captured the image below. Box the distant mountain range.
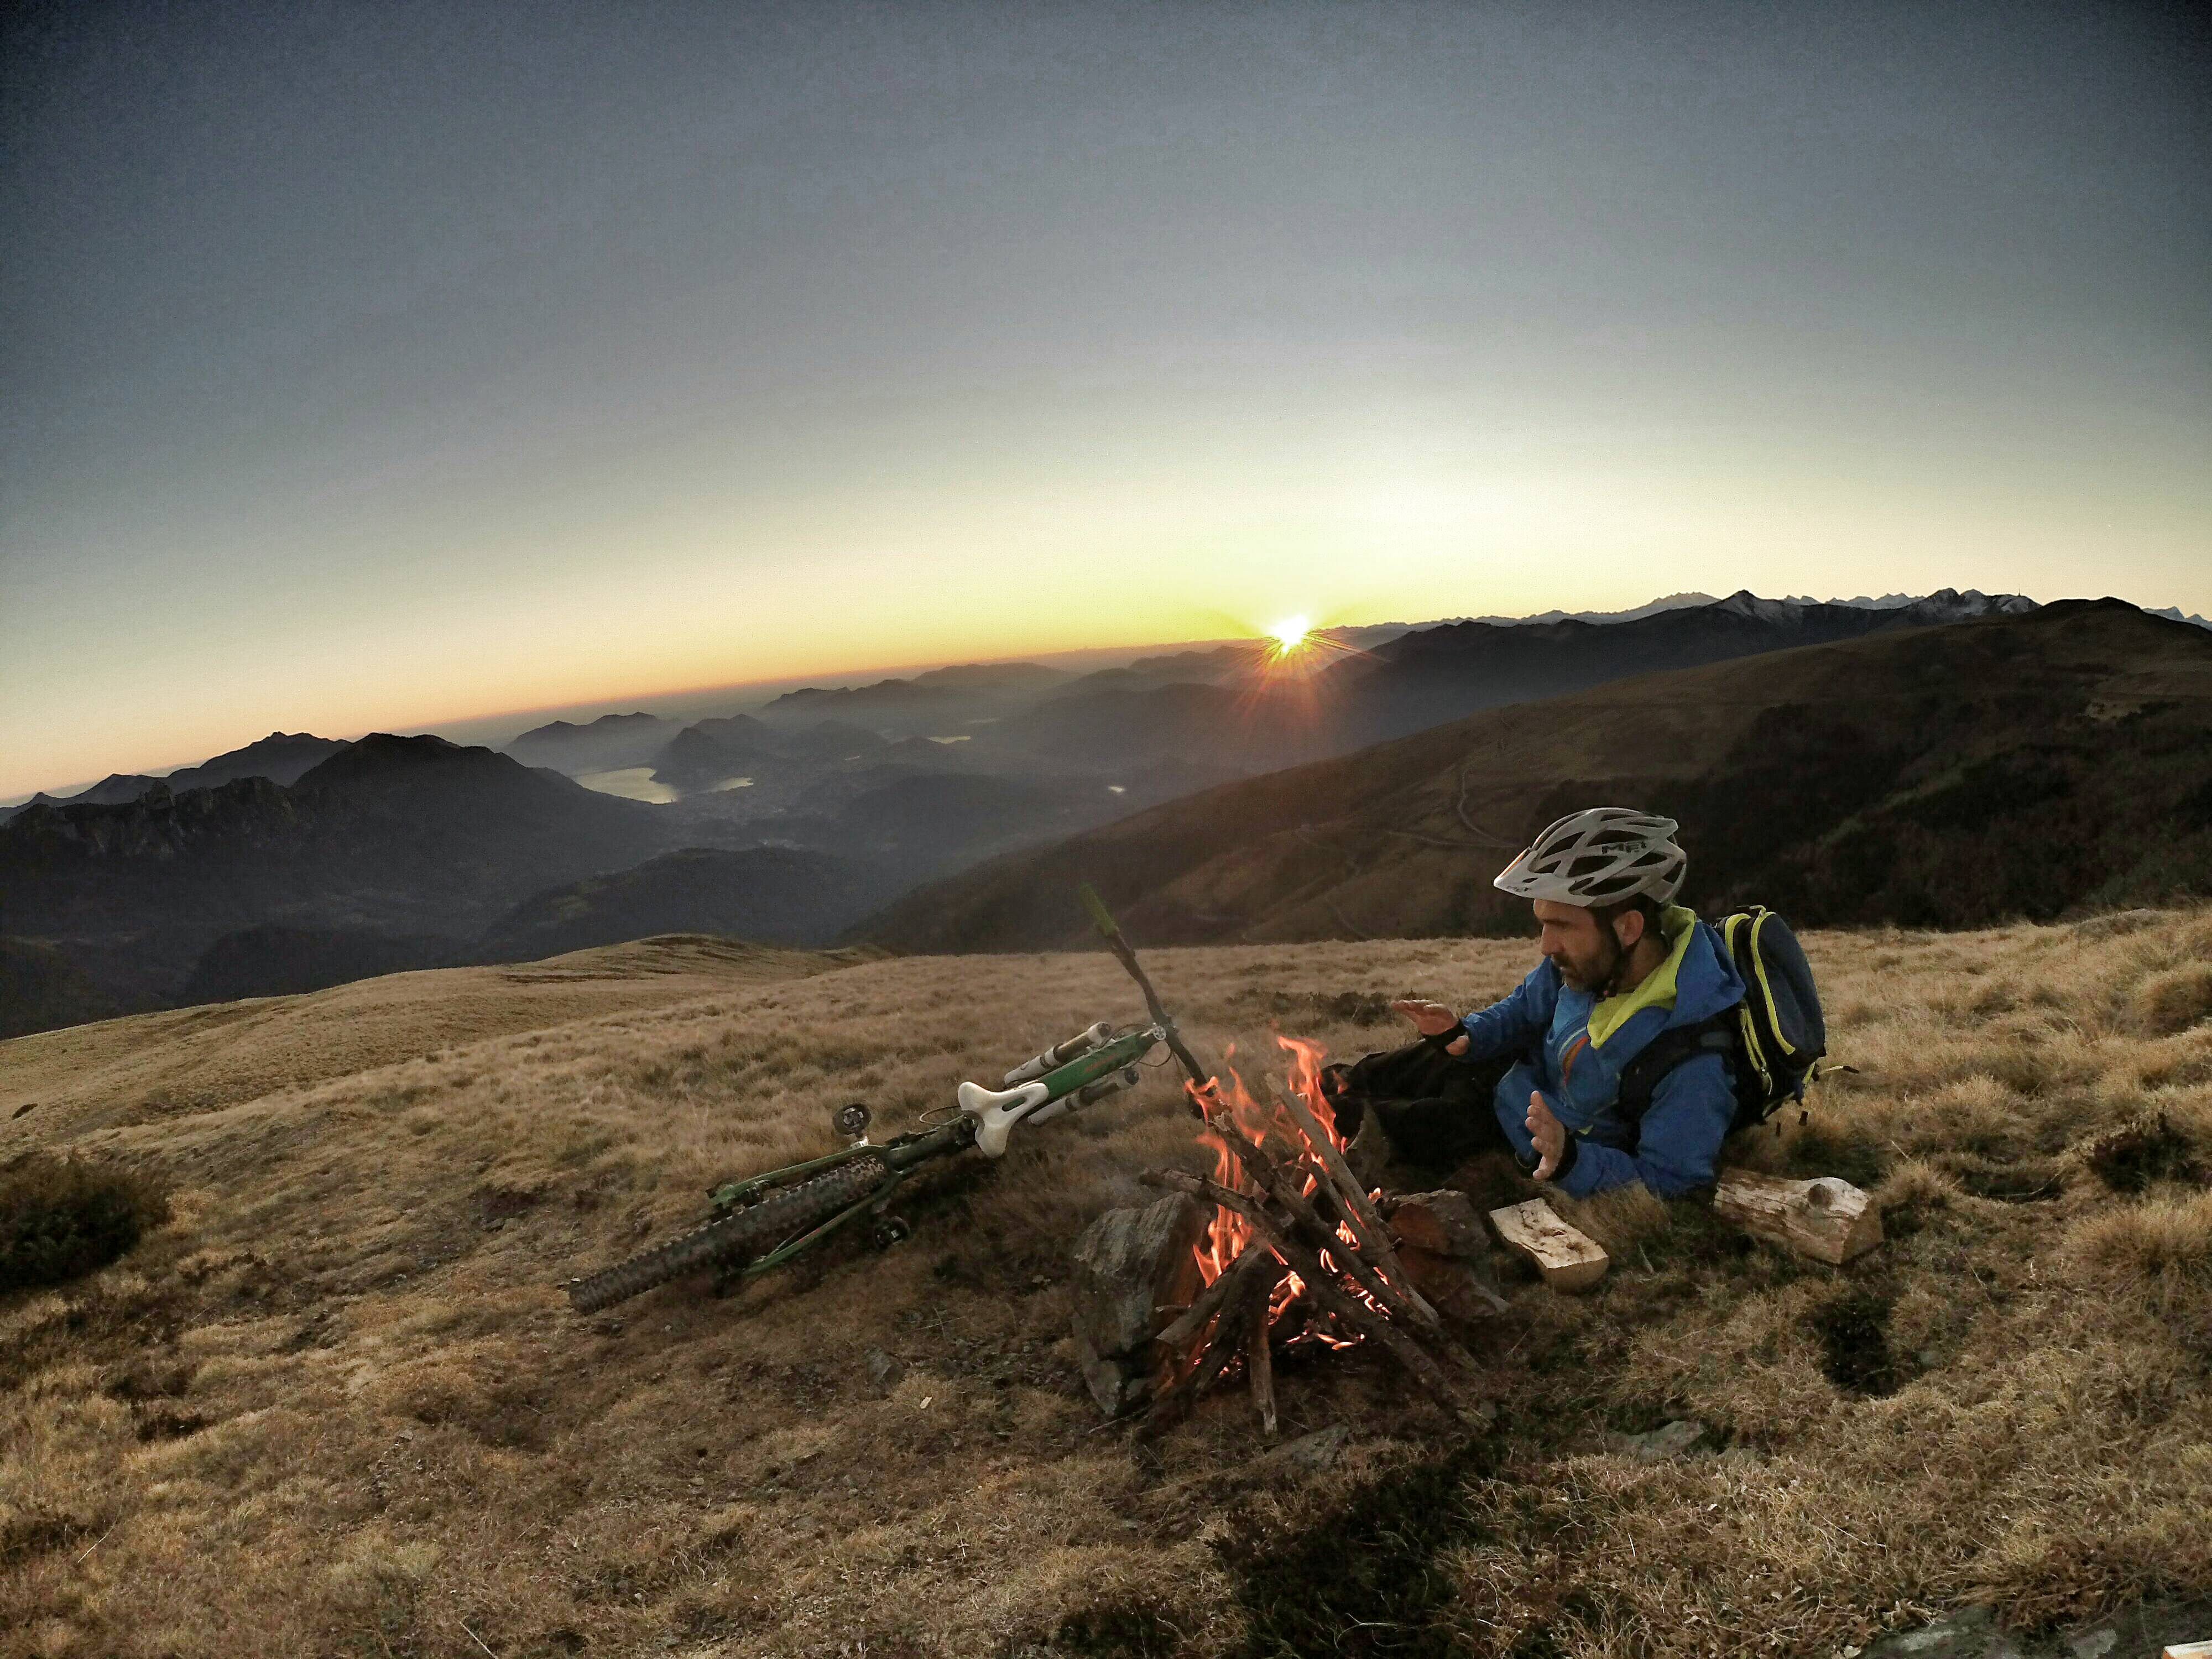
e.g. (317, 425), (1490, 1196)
(9, 587), (2208, 1037)
(1, 732), (347, 823)
(858, 599), (2212, 952)
(0, 735), (671, 1008)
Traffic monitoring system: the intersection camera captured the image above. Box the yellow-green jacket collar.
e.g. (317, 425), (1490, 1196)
(1587, 905), (1700, 1049)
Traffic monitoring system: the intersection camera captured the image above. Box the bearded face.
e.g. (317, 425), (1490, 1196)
(1531, 898), (1642, 993)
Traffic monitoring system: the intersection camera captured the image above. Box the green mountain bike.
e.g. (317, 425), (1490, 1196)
(565, 888), (1205, 1314)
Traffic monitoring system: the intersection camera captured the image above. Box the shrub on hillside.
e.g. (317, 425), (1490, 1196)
(0, 1152), (170, 1293)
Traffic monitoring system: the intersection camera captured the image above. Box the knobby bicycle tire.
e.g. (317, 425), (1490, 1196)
(566, 1155), (888, 1313)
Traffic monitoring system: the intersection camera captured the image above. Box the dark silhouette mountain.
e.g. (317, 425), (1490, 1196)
(761, 661), (1071, 733)
(0, 733), (348, 825)
(0, 938), (125, 1039)
(805, 772), (1107, 876)
(649, 717), (791, 789)
(978, 589), (2041, 775)
(0, 735), (671, 1009)
(179, 926), (465, 1004)
(1454, 592), (1721, 625)
(504, 712), (674, 774)
(474, 847), (892, 960)
(858, 601), (2212, 953)
(164, 732), (349, 791)
(998, 680), (1317, 769)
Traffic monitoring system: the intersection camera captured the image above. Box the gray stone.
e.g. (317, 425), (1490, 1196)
(862, 1346), (903, 1393)
(1863, 1596), (2212, 1659)
(1068, 1193), (1209, 1416)
(1866, 1609), (1993, 1658)
(1267, 1425), (1352, 1473)
(1606, 1419), (1708, 1460)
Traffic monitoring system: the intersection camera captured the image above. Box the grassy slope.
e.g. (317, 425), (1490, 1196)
(3, 914), (2211, 1657)
(0, 936), (881, 1138)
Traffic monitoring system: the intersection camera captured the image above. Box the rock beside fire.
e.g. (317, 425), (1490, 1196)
(1386, 1192), (1508, 1323)
(1070, 1192), (1209, 1415)
(1385, 1191), (1489, 1258)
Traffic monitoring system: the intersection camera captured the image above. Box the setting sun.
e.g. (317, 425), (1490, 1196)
(1267, 615), (1311, 655)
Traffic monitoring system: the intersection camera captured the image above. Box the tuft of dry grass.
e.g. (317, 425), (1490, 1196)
(3, 910), (2211, 1656)
(2064, 1188), (2212, 1324)
(2138, 960), (2212, 1035)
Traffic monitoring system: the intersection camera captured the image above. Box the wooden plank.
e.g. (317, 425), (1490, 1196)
(1487, 1199), (1609, 1292)
(1712, 1169), (1882, 1265)
(2160, 1642), (2212, 1658)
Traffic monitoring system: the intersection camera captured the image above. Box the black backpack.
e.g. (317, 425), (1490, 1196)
(1616, 906), (1828, 1136)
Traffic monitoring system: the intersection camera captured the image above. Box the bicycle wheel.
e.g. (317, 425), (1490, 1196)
(566, 1155), (888, 1313)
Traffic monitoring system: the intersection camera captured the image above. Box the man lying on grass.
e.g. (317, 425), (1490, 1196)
(1338, 807), (1748, 1197)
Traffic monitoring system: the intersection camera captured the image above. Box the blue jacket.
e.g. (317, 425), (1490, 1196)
(1455, 907), (1747, 1198)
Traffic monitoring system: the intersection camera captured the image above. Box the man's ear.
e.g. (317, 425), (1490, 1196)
(1611, 908), (1645, 951)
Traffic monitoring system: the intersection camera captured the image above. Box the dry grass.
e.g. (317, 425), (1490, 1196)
(2, 912), (2210, 1657)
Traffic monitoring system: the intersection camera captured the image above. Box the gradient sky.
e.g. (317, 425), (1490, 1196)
(3, 1), (2208, 799)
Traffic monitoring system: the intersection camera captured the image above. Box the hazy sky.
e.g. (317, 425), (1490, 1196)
(3, 1), (2207, 798)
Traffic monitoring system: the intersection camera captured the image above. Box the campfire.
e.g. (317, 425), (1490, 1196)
(1120, 1034), (1499, 1431)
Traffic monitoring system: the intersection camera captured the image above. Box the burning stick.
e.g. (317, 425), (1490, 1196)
(1203, 1111), (1439, 1342)
(1157, 1237), (1280, 1354)
(1262, 1073), (1443, 1331)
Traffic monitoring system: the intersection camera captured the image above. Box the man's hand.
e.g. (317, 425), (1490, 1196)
(1526, 1091), (1567, 1181)
(1391, 998), (1469, 1056)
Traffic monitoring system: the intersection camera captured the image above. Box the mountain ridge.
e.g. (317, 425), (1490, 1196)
(857, 599), (2212, 953)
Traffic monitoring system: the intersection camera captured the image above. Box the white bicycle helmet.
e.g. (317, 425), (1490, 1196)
(1493, 807), (1686, 906)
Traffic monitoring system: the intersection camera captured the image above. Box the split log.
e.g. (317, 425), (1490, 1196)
(1385, 1191), (1490, 1260)
(1712, 1169), (1882, 1265)
(1488, 1199), (1609, 1292)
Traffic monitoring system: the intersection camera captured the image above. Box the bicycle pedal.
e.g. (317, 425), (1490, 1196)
(870, 1215), (912, 1249)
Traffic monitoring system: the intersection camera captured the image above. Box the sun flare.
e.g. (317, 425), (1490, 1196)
(1267, 615), (1311, 655)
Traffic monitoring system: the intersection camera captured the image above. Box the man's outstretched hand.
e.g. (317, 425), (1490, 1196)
(1391, 998), (1469, 1056)
(1526, 1091), (1567, 1181)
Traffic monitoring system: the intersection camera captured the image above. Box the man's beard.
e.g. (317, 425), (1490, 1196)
(1550, 935), (1625, 995)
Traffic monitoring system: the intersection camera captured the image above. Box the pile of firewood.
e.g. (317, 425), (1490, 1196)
(1138, 1078), (1498, 1430)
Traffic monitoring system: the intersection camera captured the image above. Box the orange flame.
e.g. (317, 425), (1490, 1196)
(1176, 1033), (1373, 1357)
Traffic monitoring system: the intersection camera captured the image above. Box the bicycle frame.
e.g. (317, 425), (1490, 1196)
(568, 888), (1211, 1308)
(697, 1021), (1165, 1282)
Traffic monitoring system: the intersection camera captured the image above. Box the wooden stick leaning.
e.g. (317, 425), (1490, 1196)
(1156, 1244), (1271, 1354)
(1243, 1287), (1278, 1436)
(1146, 1254), (1284, 1425)
(1263, 1074), (1443, 1329)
